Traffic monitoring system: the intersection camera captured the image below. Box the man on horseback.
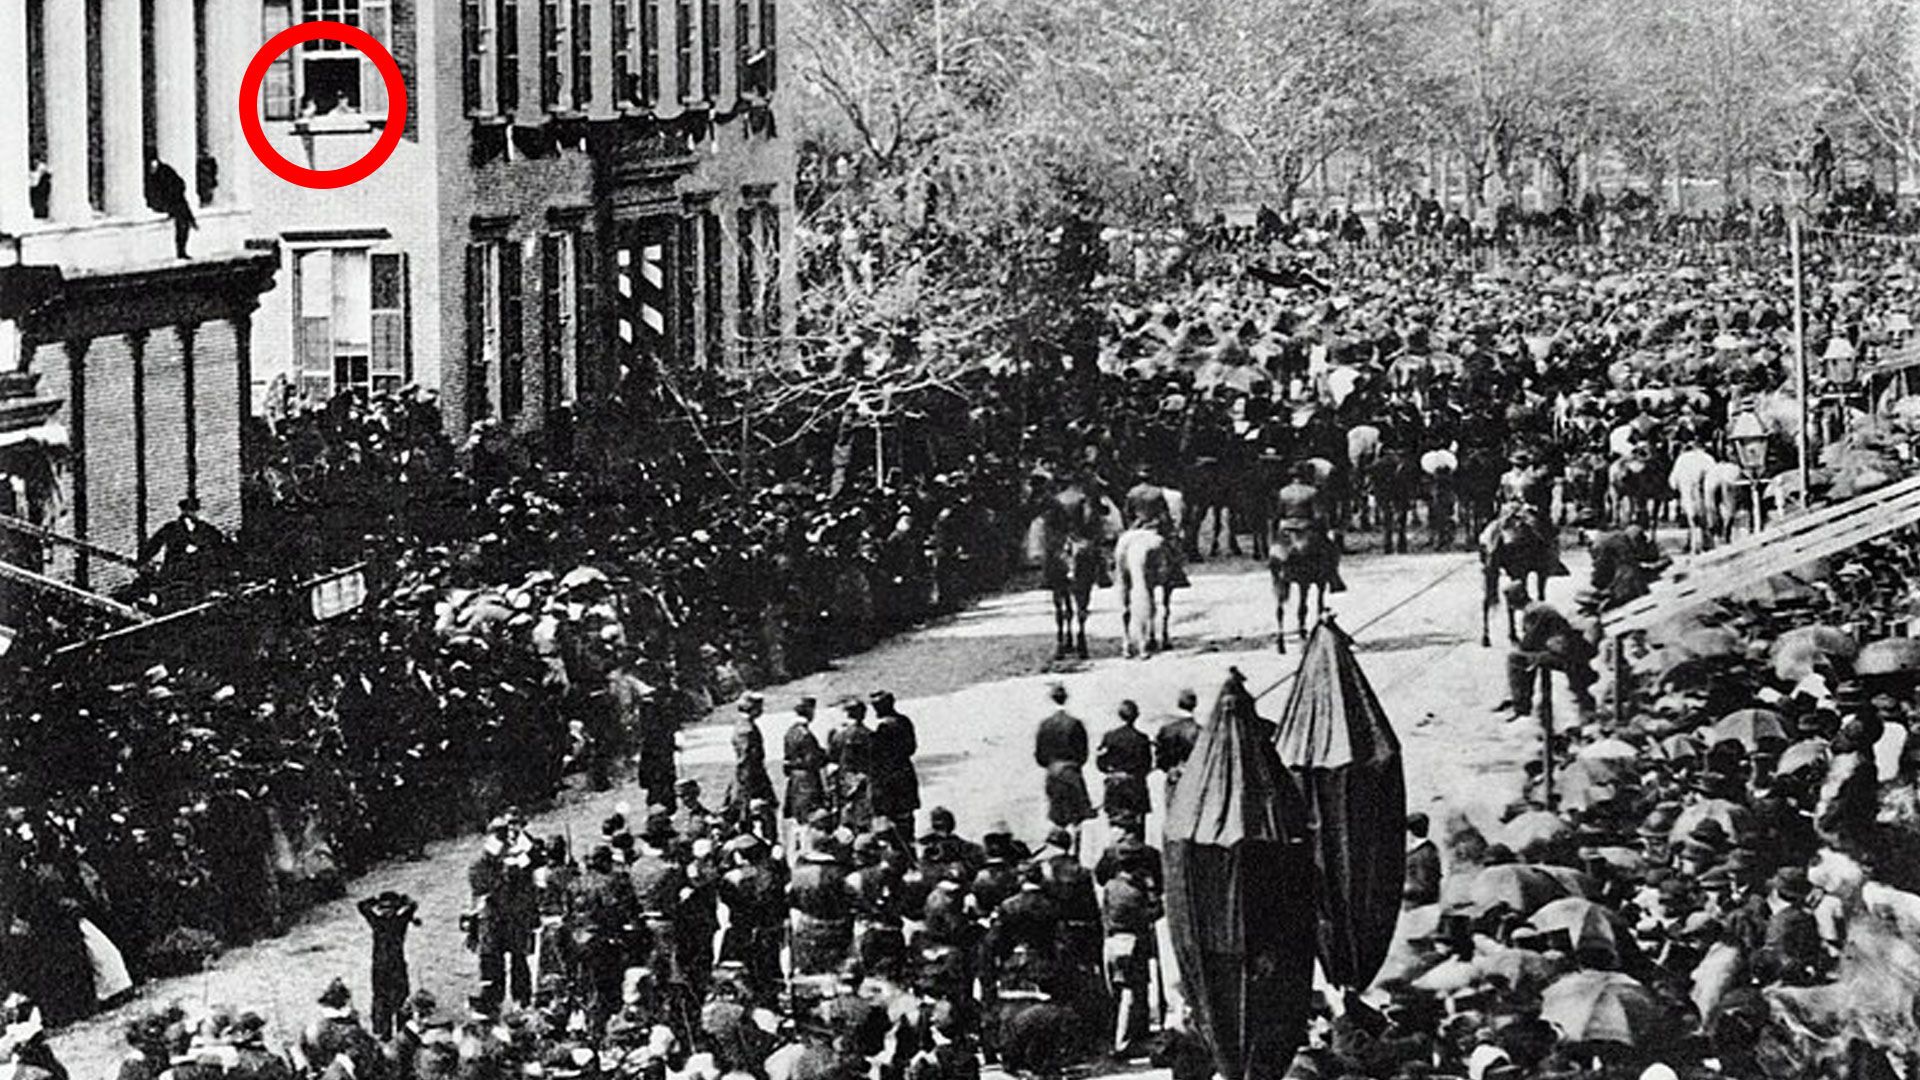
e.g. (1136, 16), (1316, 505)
(1123, 465), (1188, 589)
(1487, 446), (1566, 577)
(1275, 462), (1345, 593)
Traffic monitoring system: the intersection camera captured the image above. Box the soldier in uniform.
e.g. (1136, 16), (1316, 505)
(1122, 465), (1189, 588)
(1094, 816), (1164, 897)
(726, 694), (777, 839)
(917, 807), (984, 886)
(989, 865), (1062, 991)
(568, 845), (638, 1029)
(1154, 689), (1201, 804)
(467, 817), (538, 1011)
(628, 810), (685, 990)
(869, 690), (921, 847)
(669, 779), (715, 844)
(788, 832), (855, 977)
(1101, 864), (1162, 1055)
(716, 835), (787, 1003)
(1096, 701), (1154, 828)
(846, 833), (908, 980)
(781, 697), (828, 850)
(1034, 685), (1094, 850)
(1275, 462), (1345, 593)
(969, 826), (1028, 920)
(676, 840), (722, 998)
(830, 698), (876, 831)
(1032, 830), (1102, 995)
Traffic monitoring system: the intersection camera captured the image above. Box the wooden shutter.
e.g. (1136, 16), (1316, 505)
(674, 0), (692, 102)
(575, 228), (598, 398)
(700, 0), (719, 103)
(540, 0), (560, 109)
(611, 0), (631, 105)
(297, 248), (335, 400)
(497, 0), (520, 112)
(541, 234), (562, 412)
(462, 0), (483, 113)
(701, 211), (721, 366)
(733, 0), (750, 97)
(760, 203), (779, 343)
(639, 0), (658, 107)
(466, 243), (491, 419)
(263, 0), (296, 120)
(362, 0), (392, 115)
(736, 206), (757, 359)
(758, 0), (773, 92)
(371, 252), (407, 391)
(501, 239), (525, 419)
(573, 0), (592, 107)
(676, 216), (697, 366)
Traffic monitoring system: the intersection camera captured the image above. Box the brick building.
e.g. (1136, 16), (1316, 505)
(0, 0), (276, 597)
(244, 0), (796, 436)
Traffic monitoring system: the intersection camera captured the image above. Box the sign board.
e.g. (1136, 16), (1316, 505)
(309, 567), (368, 621)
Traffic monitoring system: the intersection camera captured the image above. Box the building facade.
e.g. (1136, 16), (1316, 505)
(244, 0), (796, 436)
(0, 0), (794, 602)
(0, 0), (275, 594)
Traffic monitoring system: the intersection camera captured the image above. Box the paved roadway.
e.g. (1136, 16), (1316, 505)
(50, 542), (1591, 1077)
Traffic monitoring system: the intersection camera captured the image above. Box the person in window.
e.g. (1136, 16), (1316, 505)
(138, 496), (229, 581)
(27, 162), (50, 220)
(145, 159), (197, 259)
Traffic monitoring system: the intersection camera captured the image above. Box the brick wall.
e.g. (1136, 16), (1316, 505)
(195, 319), (244, 535)
(86, 333), (141, 589)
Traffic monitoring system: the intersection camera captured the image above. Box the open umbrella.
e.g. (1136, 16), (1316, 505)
(1669, 798), (1753, 844)
(1856, 638), (1920, 677)
(1555, 761), (1622, 812)
(1464, 864), (1591, 917)
(1166, 671), (1316, 1080)
(1528, 898), (1630, 962)
(1667, 626), (1744, 663)
(1658, 733), (1701, 762)
(1501, 811), (1575, 862)
(1771, 625), (1857, 681)
(1709, 708), (1788, 752)
(1273, 619), (1406, 992)
(1774, 738), (1830, 779)
(1574, 738), (1641, 783)
(1540, 970), (1674, 1046)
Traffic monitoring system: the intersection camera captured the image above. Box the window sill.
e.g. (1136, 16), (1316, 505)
(294, 113), (390, 135)
(470, 113), (512, 127)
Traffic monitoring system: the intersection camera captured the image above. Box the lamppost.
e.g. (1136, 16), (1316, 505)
(1729, 410), (1770, 533)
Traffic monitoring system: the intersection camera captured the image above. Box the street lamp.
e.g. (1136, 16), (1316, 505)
(1730, 410), (1770, 531)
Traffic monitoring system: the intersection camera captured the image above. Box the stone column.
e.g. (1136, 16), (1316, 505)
(152, 0), (197, 196)
(99, 0), (146, 216)
(44, 0), (91, 221)
(0, 0), (30, 235)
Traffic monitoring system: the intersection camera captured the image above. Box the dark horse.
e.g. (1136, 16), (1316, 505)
(1479, 504), (1564, 646)
(1368, 447), (1424, 554)
(1035, 485), (1110, 659)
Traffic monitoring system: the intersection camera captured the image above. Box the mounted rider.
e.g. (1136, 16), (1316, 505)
(1274, 462), (1345, 592)
(1122, 464), (1189, 589)
(1487, 445), (1568, 577)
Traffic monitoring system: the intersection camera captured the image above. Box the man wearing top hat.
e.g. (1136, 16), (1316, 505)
(726, 693), (777, 838)
(1034, 685), (1094, 849)
(137, 496), (229, 582)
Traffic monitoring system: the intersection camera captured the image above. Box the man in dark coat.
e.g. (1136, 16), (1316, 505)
(136, 497), (228, 582)
(145, 158), (196, 258)
(608, 661), (674, 807)
(869, 690), (920, 840)
(1586, 523), (1667, 611)
(1403, 813), (1442, 907)
(568, 845), (637, 1026)
(1034, 684), (1093, 844)
(1097, 700), (1154, 826)
(354, 891), (419, 1039)
(788, 833), (854, 976)
(782, 697), (828, 845)
(1500, 599), (1597, 719)
(627, 810), (685, 987)
(466, 820), (536, 1011)
(1154, 689), (1201, 803)
(716, 835), (787, 1001)
(830, 698), (875, 831)
(726, 693), (776, 837)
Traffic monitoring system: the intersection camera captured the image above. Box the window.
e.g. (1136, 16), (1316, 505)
(466, 244), (496, 420)
(263, 0), (393, 119)
(498, 0), (520, 113)
(733, 0), (751, 100)
(25, 0), (47, 219)
(573, 0), (593, 108)
(700, 0), (720, 103)
(296, 248), (408, 400)
(575, 229), (598, 394)
(676, 216), (697, 365)
(736, 206), (758, 358)
(86, 0), (103, 211)
(501, 241), (525, 419)
(760, 202), (781, 335)
(674, 0), (693, 103)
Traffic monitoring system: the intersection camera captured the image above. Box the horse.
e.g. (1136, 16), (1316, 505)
(1184, 454), (1241, 559)
(1609, 448), (1668, 529)
(1421, 447), (1460, 550)
(1368, 447), (1423, 555)
(1115, 528), (1176, 658)
(1269, 521), (1341, 653)
(1454, 445), (1506, 544)
(1346, 424), (1384, 530)
(1666, 446), (1747, 548)
(1032, 485), (1117, 660)
(1558, 450), (1611, 528)
(1479, 504), (1562, 647)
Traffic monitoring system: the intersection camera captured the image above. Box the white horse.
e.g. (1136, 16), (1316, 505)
(1670, 447), (1744, 552)
(1113, 487), (1184, 658)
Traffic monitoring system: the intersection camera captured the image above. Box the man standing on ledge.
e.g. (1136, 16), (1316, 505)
(146, 158), (197, 259)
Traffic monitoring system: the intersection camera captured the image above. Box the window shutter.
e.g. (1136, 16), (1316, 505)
(371, 252), (407, 391)
(760, 203), (780, 342)
(639, 0), (658, 107)
(736, 206), (756, 361)
(466, 243), (491, 419)
(263, 0), (296, 120)
(674, 0), (692, 103)
(733, 0), (750, 98)
(700, 0), (719, 104)
(541, 234), (563, 413)
(497, 0), (520, 113)
(501, 239), (525, 419)
(362, 0), (392, 115)
(540, 0), (560, 109)
(701, 211), (721, 366)
(611, 0), (631, 105)
(575, 228), (598, 398)
(758, 0), (773, 93)
(573, 0), (592, 107)
(676, 215), (697, 366)
(462, 0), (483, 114)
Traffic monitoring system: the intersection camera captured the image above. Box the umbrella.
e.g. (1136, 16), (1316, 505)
(1582, 846), (1647, 876)
(1500, 811), (1575, 862)
(1574, 738), (1641, 782)
(1669, 798), (1753, 844)
(1463, 864), (1591, 917)
(1166, 671), (1315, 1080)
(1555, 761), (1621, 812)
(1774, 738), (1829, 778)
(1273, 619), (1406, 991)
(1771, 625), (1857, 681)
(1668, 626), (1744, 662)
(1540, 970), (1673, 1046)
(1856, 638), (1920, 677)
(1708, 708), (1788, 751)
(1657, 733), (1701, 762)
(1529, 898), (1630, 962)
(558, 566), (611, 592)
